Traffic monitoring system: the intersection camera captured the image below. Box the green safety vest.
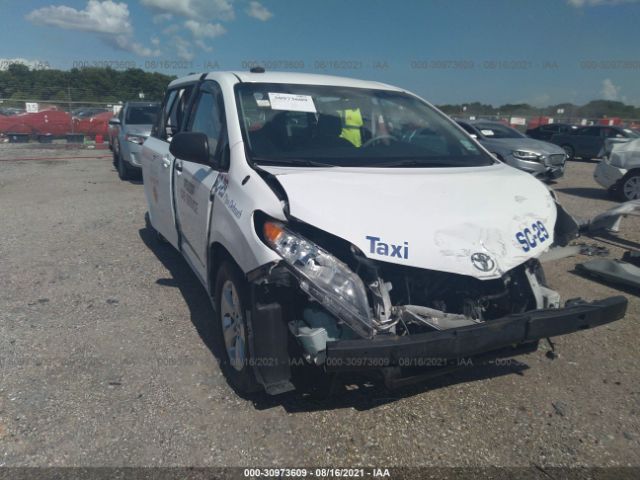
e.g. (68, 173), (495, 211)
(339, 108), (363, 147)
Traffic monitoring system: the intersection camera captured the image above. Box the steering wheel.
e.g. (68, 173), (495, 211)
(362, 134), (398, 148)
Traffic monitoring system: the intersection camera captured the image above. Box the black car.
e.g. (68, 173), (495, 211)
(526, 123), (576, 141)
(549, 125), (639, 160)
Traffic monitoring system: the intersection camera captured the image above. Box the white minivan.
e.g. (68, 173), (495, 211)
(141, 70), (627, 395)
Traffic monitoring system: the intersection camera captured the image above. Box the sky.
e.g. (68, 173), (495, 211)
(0, 0), (639, 107)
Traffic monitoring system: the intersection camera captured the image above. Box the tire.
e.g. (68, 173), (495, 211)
(117, 149), (130, 181)
(615, 171), (640, 201)
(214, 260), (261, 394)
(562, 144), (574, 160)
(112, 142), (118, 167)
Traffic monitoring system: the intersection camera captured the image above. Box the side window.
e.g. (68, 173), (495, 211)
(459, 123), (477, 136)
(158, 85), (194, 141)
(187, 85), (226, 167)
(153, 89), (177, 139)
(605, 128), (623, 138)
(577, 127), (600, 137)
(170, 87), (193, 137)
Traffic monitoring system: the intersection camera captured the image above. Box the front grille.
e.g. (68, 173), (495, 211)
(549, 154), (566, 166)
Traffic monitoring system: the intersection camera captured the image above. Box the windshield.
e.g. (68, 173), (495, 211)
(125, 105), (159, 125)
(475, 123), (525, 139)
(235, 83), (494, 168)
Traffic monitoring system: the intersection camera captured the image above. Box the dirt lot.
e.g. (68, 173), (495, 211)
(0, 144), (639, 468)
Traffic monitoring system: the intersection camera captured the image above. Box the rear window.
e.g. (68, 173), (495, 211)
(126, 105), (159, 125)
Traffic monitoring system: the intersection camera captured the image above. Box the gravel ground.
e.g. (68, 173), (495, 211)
(0, 146), (638, 468)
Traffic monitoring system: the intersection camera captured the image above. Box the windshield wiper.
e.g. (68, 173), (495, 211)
(252, 156), (336, 168)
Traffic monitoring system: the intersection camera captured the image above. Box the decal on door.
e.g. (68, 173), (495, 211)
(515, 221), (550, 252)
(212, 173), (243, 220)
(212, 172), (228, 199)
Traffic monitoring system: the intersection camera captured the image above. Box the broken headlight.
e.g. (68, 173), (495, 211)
(262, 221), (374, 338)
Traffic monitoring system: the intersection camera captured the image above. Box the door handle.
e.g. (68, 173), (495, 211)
(161, 156), (171, 168)
(175, 161), (183, 173)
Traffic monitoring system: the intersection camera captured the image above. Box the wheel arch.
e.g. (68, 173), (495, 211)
(209, 241), (238, 295)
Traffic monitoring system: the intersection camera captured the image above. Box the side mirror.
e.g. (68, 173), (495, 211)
(169, 132), (216, 166)
(108, 118), (120, 126)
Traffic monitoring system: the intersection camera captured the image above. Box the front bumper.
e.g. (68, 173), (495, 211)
(509, 156), (565, 180)
(120, 140), (144, 168)
(540, 165), (565, 180)
(325, 296), (627, 369)
(594, 160), (626, 190)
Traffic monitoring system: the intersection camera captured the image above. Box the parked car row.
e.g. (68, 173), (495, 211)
(547, 125), (639, 160)
(0, 108), (116, 138)
(526, 123), (577, 141)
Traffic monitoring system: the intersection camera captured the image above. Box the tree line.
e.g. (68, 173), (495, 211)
(1, 63), (638, 119)
(0, 64), (175, 104)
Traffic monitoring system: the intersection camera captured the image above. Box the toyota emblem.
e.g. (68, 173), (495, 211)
(471, 252), (495, 272)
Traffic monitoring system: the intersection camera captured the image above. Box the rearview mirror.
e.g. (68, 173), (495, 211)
(169, 132), (216, 166)
(108, 117), (120, 126)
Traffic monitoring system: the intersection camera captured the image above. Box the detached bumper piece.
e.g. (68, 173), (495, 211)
(577, 260), (640, 291)
(325, 296), (627, 370)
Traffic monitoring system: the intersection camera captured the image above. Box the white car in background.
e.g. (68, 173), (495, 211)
(595, 138), (640, 201)
(140, 70), (628, 395)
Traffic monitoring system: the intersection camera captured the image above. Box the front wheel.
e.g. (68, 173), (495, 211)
(562, 144), (575, 160)
(117, 150), (130, 180)
(616, 171), (640, 201)
(214, 261), (261, 394)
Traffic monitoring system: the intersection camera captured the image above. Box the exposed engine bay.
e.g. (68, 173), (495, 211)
(255, 214), (564, 365)
(247, 196), (640, 367)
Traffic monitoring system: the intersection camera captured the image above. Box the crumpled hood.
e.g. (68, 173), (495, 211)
(260, 163), (558, 279)
(482, 137), (566, 155)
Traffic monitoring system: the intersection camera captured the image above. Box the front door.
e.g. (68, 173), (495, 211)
(141, 85), (195, 248)
(173, 81), (227, 283)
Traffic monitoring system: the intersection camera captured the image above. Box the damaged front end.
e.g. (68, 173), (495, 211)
(250, 212), (627, 379)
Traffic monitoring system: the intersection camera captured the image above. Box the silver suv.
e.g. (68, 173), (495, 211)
(457, 120), (567, 181)
(108, 102), (160, 180)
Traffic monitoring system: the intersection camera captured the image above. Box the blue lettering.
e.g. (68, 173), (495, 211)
(366, 235), (380, 254)
(366, 236), (409, 259)
(376, 243), (389, 256)
(516, 232), (530, 252)
(516, 221), (550, 252)
(524, 228), (537, 248)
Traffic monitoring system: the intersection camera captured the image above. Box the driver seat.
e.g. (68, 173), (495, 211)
(310, 114), (354, 149)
